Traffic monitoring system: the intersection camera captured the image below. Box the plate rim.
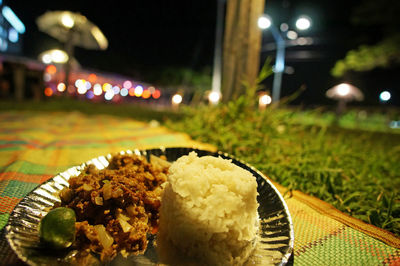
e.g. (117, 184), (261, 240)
(5, 146), (294, 265)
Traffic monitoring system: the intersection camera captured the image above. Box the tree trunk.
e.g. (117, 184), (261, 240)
(222, 0), (265, 102)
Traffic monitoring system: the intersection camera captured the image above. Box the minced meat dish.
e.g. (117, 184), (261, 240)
(55, 153), (169, 261)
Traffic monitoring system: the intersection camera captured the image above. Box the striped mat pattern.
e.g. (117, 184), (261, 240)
(0, 111), (399, 265)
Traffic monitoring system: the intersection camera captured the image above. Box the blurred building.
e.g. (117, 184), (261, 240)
(0, 0), (24, 54)
(0, 1), (45, 101)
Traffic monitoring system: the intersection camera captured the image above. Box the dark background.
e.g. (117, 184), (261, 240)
(5, 0), (400, 106)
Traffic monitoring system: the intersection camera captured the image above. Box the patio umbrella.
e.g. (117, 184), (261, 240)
(326, 83), (364, 116)
(36, 11), (108, 50)
(36, 11), (108, 90)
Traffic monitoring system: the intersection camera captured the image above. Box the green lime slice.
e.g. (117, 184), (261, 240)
(39, 207), (76, 249)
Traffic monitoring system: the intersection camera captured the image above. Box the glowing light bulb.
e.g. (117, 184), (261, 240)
(296, 16), (311, 30)
(61, 13), (74, 29)
(258, 15), (272, 29)
(208, 91), (221, 104)
(337, 83), (351, 96)
(380, 91), (391, 102)
(172, 94), (182, 105)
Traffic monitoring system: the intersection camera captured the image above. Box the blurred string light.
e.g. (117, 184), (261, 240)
(112, 85), (120, 95)
(102, 83), (112, 92)
(120, 88), (129, 97)
(45, 64), (57, 75)
(93, 83), (102, 96)
(88, 73), (97, 83)
(44, 87), (53, 97)
(57, 82), (66, 92)
(43, 73), (52, 82)
(379, 91), (391, 102)
(51, 77), (163, 101)
(104, 89), (114, 100)
(142, 89), (151, 99)
(134, 85), (144, 97)
(123, 80), (132, 89)
(86, 90), (94, 99)
(152, 89), (161, 99)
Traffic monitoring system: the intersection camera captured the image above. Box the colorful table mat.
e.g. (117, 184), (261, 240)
(0, 111), (399, 265)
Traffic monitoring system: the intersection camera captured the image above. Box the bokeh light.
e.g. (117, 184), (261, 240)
(337, 83), (351, 96)
(45, 65), (57, 75)
(259, 94), (272, 105)
(88, 73), (97, 83)
(379, 91), (391, 102)
(113, 86), (120, 95)
(44, 87), (53, 97)
(142, 89), (151, 99)
(134, 85), (144, 97)
(102, 83), (112, 92)
(57, 82), (66, 92)
(104, 89), (114, 100)
(123, 80), (132, 89)
(152, 89), (161, 99)
(172, 94), (183, 105)
(93, 83), (102, 96)
(296, 16), (312, 30)
(120, 88), (129, 97)
(258, 15), (272, 29)
(208, 91), (221, 104)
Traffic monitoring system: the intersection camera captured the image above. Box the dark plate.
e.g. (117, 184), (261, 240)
(5, 147), (294, 265)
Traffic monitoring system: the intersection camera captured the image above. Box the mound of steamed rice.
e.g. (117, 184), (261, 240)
(158, 152), (259, 265)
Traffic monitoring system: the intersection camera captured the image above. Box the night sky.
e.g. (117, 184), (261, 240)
(5, 0), (400, 106)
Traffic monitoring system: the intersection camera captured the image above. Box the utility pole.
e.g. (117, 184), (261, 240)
(211, 0), (225, 96)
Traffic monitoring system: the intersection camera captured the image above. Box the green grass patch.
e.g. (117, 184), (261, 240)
(165, 100), (400, 236)
(0, 99), (183, 122)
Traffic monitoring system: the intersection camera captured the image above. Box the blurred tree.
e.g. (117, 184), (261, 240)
(331, 0), (400, 77)
(221, 0), (265, 102)
(144, 67), (211, 92)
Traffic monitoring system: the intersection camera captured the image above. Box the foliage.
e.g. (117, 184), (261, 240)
(331, 35), (400, 77)
(331, 0), (400, 77)
(144, 67), (212, 92)
(166, 91), (400, 236)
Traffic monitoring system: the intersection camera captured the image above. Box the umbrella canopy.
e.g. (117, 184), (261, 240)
(36, 11), (108, 50)
(326, 83), (364, 102)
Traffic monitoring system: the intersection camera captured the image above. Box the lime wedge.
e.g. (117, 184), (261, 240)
(39, 207), (76, 249)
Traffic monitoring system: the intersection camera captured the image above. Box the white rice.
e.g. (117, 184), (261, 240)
(158, 152), (259, 265)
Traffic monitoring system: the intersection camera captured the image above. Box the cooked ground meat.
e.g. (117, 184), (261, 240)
(56, 154), (169, 261)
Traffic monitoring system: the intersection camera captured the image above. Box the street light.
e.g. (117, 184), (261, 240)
(295, 16), (312, 31)
(379, 91), (391, 102)
(258, 14), (312, 103)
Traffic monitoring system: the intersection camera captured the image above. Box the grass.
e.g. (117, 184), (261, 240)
(165, 100), (400, 236)
(0, 99), (183, 122)
(2, 98), (399, 236)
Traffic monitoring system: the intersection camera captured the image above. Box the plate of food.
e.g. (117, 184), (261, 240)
(5, 147), (294, 265)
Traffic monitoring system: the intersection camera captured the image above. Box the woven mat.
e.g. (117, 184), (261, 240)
(0, 111), (399, 265)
